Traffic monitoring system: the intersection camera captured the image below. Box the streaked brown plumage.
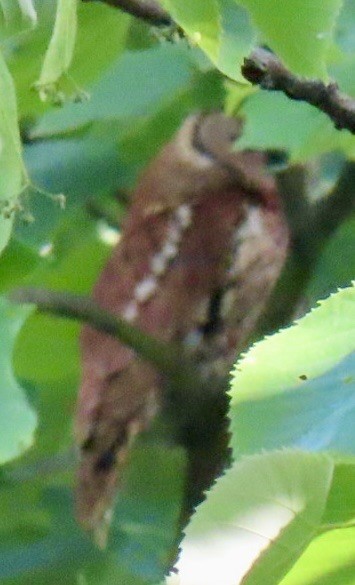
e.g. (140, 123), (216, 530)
(75, 113), (289, 531)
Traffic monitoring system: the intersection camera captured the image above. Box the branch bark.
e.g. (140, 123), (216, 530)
(242, 47), (355, 134)
(82, 0), (172, 26)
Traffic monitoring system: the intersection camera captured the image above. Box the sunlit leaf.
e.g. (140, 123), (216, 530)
(0, 218), (14, 258)
(232, 352), (355, 457)
(280, 528), (355, 585)
(231, 283), (355, 399)
(175, 451), (333, 585)
(280, 463), (355, 583)
(230, 284), (355, 457)
(71, 3), (130, 90)
(162, 0), (220, 57)
(323, 463), (355, 525)
(161, 0), (254, 81)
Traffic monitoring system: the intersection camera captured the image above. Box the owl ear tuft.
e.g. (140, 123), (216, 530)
(192, 113), (244, 159)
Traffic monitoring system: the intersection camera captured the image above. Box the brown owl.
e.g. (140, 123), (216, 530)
(75, 113), (289, 532)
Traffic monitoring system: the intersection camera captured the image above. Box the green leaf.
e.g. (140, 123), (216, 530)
(13, 215), (113, 457)
(306, 215), (355, 305)
(0, 0), (37, 36)
(0, 486), (101, 582)
(230, 284), (355, 457)
(0, 218), (14, 259)
(176, 451), (333, 585)
(217, 0), (254, 80)
(20, 120), (127, 249)
(235, 87), (355, 163)
(0, 48), (27, 255)
(109, 443), (186, 584)
(162, 0), (220, 59)
(280, 529), (355, 584)
(0, 296), (37, 464)
(33, 44), (195, 137)
(236, 0), (343, 79)
(70, 3), (130, 90)
(161, 0), (254, 81)
(231, 352), (355, 458)
(280, 463), (355, 584)
(335, 0), (355, 53)
(237, 90), (325, 161)
(0, 466), (82, 579)
(14, 209), (110, 385)
(119, 69), (225, 167)
(0, 96), (22, 180)
(5, 1), (129, 119)
(323, 463), (355, 525)
(36, 0), (77, 101)
(0, 446), (184, 583)
(17, 0), (37, 23)
(230, 283), (355, 400)
(0, 239), (38, 293)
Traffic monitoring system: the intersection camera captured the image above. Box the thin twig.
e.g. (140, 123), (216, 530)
(10, 287), (186, 378)
(4, 449), (76, 483)
(82, 0), (172, 26)
(242, 47), (355, 134)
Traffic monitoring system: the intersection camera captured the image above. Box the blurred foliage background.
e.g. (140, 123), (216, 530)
(0, 1), (355, 584)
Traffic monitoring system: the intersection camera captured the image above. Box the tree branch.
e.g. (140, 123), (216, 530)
(242, 47), (355, 134)
(315, 161), (355, 238)
(82, 0), (172, 26)
(10, 287), (188, 378)
(9, 287), (227, 423)
(259, 160), (355, 334)
(9, 287), (230, 459)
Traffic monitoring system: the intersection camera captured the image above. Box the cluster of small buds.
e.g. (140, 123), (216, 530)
(0, 199), (23, 219)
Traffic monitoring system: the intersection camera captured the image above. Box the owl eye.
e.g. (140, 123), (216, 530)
(228, 130), (239, 142)
(94, 448), (116, 473)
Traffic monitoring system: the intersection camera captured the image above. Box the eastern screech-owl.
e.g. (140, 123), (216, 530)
(75, 113), (289, 531)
